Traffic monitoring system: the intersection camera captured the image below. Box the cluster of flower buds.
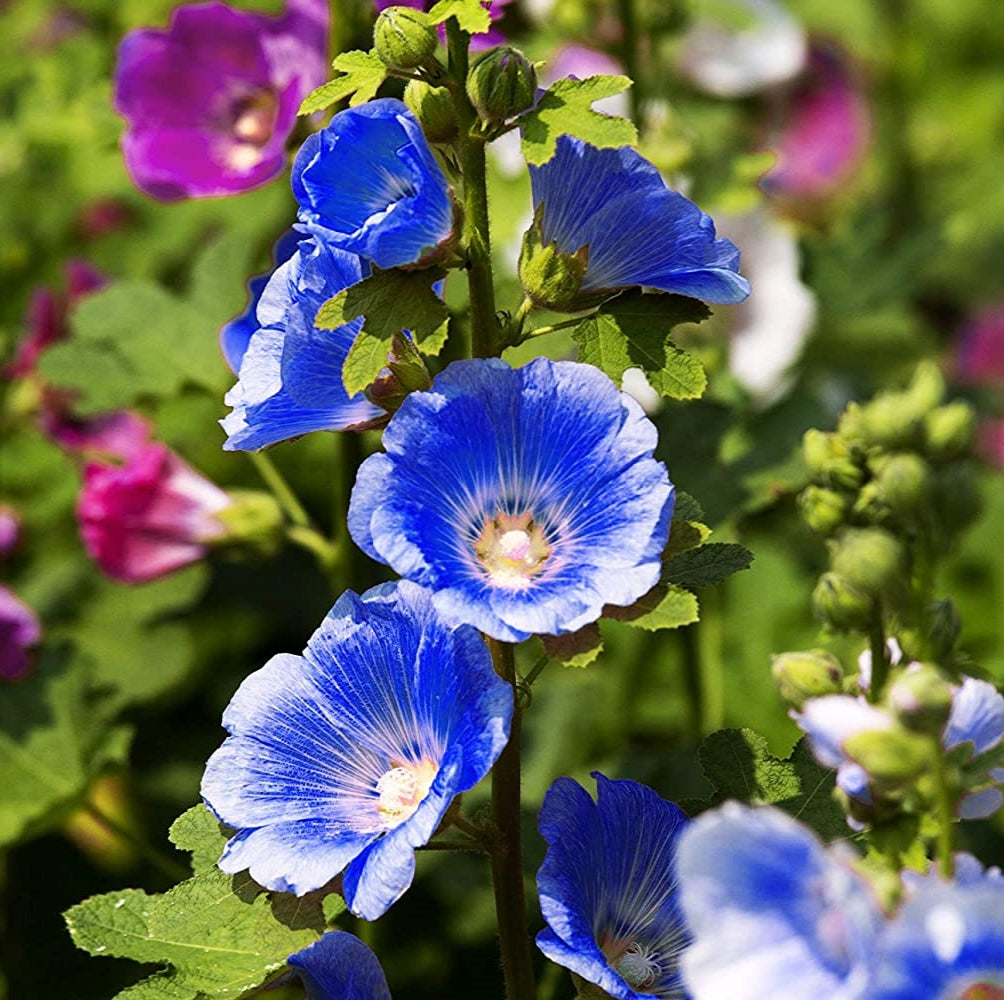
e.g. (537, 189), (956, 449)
(800, 362), (978, 661)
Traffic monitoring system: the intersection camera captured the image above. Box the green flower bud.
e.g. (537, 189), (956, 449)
(802, 429), (865, 490)
(924, 402), (976, 460)
(771, 649), (844, 709)
(830, 527), (904, 596)
(869, 452), (932, 515)
(404, 80), (458, 142)
(216, 490), (285, 557)
(839, 396), (923, 451)
(518, 205), (590, 312)
(888, 664), (954, 736)
(466, 47), (537, 124)
(931, 460), (982, 540)
(374, 7), (437, 71)
(843, 727), (931, 789)
(798, 485), (849, 535)
(365, 332), (433, 414)
(811, 572), (875, 632)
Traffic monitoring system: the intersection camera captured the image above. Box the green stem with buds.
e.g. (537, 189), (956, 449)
(868, 603), (889, 702)
(487, 638), (537, 1000)
(930, 735), (956, 879)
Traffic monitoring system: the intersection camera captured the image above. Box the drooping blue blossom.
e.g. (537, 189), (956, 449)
(527, 136), (751, 304)
(348, 358), (674, 643)
(536, 774), (691, 1000)
(870, 871), (1004, 998)
(288, 931), (392, 1000)
(219, 228), (300, 373)
(200, 581), (512, 920)
(676, 803), (883, 1000)
(292, 99), (456, 269)
(221, 233), (383, 451)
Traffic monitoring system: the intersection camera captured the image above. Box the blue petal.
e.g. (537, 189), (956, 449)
(292, 98), (454, 269)
(288, 931), (392, 1000)
(348, 358), (674, 642)
(944, 677), (1004, 759)
(529, 136), (750, 304)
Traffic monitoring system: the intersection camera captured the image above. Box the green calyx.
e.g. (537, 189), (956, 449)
(404, 79), (458, 142)
(771, 649), (844, 709)
(518, 206), (590, 312)
(466, 46), (537, 124)
(374, 7), (437, 71)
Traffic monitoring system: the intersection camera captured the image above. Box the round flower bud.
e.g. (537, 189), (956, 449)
(518, 206), (590, 311)
(839, 396), (923, 450)
(466, 47), (537, 124)
(404, 79), (458, 142)
(771, 649), (844, 709)
(802, 429), (864, 491)
(924, 402), (976, 460)
(811, 572), (874, 632)
(374, 7), (437, 71)
(870, 452), (932, 515)
(843, 728), (931, 789)
(830, 527), (904, 596)
(798, 485), (849, 535)
(888, 664), (954, 736)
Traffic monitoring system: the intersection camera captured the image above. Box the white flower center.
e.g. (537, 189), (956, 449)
(375, 759), (438, 828)
(474, 511), (551, 587)
(612, 941), (661, 989)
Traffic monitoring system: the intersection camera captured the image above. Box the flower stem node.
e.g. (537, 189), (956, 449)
(830, 527), (904, 596)
(404, 80), (458, 142)
(466, 47), (537, 124)
(772, 649), (844, 709)
(802, 429), (864, 491)
(374, 7), (438, 71)
(843, 728), (931, 789)
(924, 402), (977, 460)
(518, 207), (591, 312)
(888, 665), (954, 736)
(799, 485), (849, 535)
(811, 572), (874, 632)
(215, 490), (285, 556)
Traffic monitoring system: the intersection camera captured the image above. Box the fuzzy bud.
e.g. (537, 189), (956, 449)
(374, 7), (437, 71)
(366, 333), (434, 414)
(466, 47), (537, 123)
(802, 429), (864, 490)
(772, 649), (844, 709)
(811, 572), (874, 632)
(830, 527), (904, 596)
(869, 452), (932, 515)
(888, 664), (954, 736)
(843, 728), (931, 789)
(404, 80), (458, 142)
(924, 402), (976, 460)
(799, 486), (849, 535)
(518, 205), (590, 312)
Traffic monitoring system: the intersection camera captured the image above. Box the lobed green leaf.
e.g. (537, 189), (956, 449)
(299, 50), (386, 114)
(427, 0), (493, 33)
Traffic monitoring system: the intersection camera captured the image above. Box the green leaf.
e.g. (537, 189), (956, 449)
(428, 0), (493, 33)
(0, 646), (131, 848)
(662, 542), (754, 589)
(698, 730), (847, 841)
(316, 269), (448, 395)
(604, 583), (699, 631)
(520, 75), (638, 166)
(299, 50), (386, 114)
(569, 291), (710, 400)
(542, 624), (604, 667)
(673, 491), (705, 523)
(664, 517), (712, 560)
(65, 805), (341, 1000)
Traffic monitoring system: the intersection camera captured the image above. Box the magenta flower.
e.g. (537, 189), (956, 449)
(77, 441), (232, 584)
(761, 41), (871, 202)
(114, 0), (329, 201)
(0, 586), (41, 682)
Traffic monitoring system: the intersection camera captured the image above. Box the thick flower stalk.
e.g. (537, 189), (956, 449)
(77, 440), (232, 583)
(536, 774), (691, 999)
(288, 931), (392, 1000)
(522, 136), (750, 310)
(676, 803), (883, 999)
(291, 99), (456, 269)
(114, 0), (329, 200)
(348, 358), (675, 642)
(201, 582), (513, 920)
(221, 234), (383, 452)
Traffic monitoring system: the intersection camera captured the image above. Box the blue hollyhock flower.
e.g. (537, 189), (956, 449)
(200, 581), (512, 919)
(219, 228), (301, 373)
(221, 233), (383, 451)
(288, 931), (391, 1000)
(348, 357), (674, 643)
(870, 872), (1004, 998)
(676, 804), (882, 1000)
(536, 774), (691, 999)
(292, 98), (456, 269)
(525, 135), (751, 306)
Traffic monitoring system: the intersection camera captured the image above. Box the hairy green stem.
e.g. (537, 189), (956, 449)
(616, 0), (644, 126)
(522, 652), (550, 688)
(249, 451), (313, 529)
(487, 638), (537, 1000)
(447, 19), (499, 359)
(80, 801), (189, 883)
(868, 603), (888, 702)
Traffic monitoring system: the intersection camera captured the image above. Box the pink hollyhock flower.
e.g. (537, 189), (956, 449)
(78, 442), (232, 583)
(114, 0), (329, 201)
(6, 261), (106, 380)
(0, 586), (41, 681)
(760, 40), (872, 202)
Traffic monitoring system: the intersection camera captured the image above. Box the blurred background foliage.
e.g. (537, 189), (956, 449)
(1, 0), (1004, 996)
